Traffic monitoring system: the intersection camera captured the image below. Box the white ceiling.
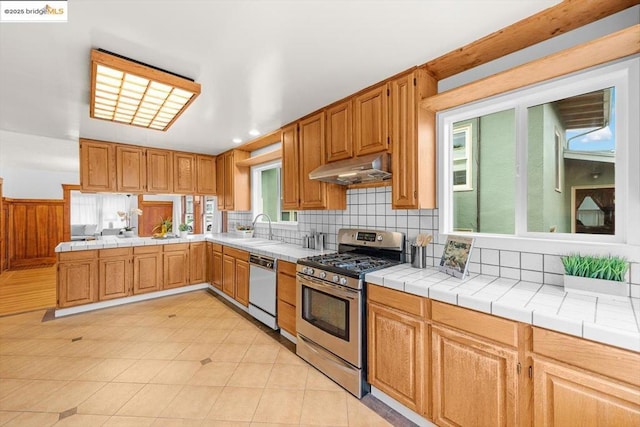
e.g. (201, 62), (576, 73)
(0, 0), (560, 156)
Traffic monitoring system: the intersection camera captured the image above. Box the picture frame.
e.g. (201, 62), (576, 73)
(438, 235), (475, 279)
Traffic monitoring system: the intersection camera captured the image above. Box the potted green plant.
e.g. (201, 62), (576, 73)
(178, 223), (189, 238)
(561, 254), (630, 299)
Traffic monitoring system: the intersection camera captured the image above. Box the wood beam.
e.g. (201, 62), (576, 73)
(420, 25), (640, 113)
(240, 129), (282, 152)
(423, 0), (640, 81)
(235, 149), (281, 168)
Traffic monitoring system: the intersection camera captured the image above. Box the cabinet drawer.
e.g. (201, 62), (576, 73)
(211, 243), (223, 253)
(99, 247), (132, 258)
(223, 246), (249, 260)
(163, 243), (190, 252)
(58, 250), (98, 262)
(278, 272), (296, 306)
(134, 245), (162, 255)
(278, 260), (296, 277)
(367, 284), (428, 319)
(532, 327), (640, 387)
(432, 301), (519, 347)
(277, 300), (296, 335)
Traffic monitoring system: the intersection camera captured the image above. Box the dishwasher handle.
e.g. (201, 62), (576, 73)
(249, 254), (276, 271)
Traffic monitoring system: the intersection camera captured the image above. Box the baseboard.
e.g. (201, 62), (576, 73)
(280, 328), (297, 344)
(55, 283), (210, 317)
(207, 285), (249, 313)
(370, 386), (436, 427)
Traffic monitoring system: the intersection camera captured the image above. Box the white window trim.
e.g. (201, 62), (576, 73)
(251, 160), (298, 226)
(438, 57), (640, 258)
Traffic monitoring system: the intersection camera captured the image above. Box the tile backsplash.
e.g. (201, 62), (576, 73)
(227, 186), (640, 297)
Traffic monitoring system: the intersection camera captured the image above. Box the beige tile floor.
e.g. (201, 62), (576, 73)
(0, 291), (398, 426)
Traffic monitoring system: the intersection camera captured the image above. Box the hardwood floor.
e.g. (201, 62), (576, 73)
(0, 266), (56, 316)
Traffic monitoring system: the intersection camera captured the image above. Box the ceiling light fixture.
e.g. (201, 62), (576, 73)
(232, 138), (242, 144)
(249, 129), (260, 137)
(90, 49), (201, 131)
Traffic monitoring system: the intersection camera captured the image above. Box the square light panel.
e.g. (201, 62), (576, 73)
(90, 49), (201, 131)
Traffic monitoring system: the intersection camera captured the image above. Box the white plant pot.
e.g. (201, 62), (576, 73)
(563, 275), (630, 300)
(123, 230), (134, 238)
(179, 231), (188, 238)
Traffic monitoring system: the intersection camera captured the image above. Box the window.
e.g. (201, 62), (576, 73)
(252, 160), (297, 224)
(70, 192), (128, 230)
(440, 58), (639, 244)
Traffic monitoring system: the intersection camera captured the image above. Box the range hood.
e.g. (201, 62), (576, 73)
(309, 153), (391, 185)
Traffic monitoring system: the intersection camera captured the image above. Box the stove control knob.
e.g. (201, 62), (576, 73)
(339, 277), (348, 286)
(377, 235), (383, 241)
(319, 272), (326, 279)
(308, 268), (314, 275)
(332, 275), (339, 283)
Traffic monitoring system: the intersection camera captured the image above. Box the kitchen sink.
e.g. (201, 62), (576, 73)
(224, 237), (283, 247)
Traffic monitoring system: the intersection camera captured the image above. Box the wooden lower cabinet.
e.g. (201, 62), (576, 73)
(211, 244), (223, 290)
(532, 327), (640, 427)
(221, 246), (249, 306)
(163, 244), (189, 289)
(189, 242), (207, 284)
(277, 260), (297, 335)
(133, 246), (162, 294)
(98, 248), (132, 301)
(432, 324), (519, 427)
(57, 251), (98, 308)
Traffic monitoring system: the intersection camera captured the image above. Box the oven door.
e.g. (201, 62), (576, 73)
(296, 273), (361, 367)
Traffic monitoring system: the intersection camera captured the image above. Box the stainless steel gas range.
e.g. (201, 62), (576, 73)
(296, 228), (405, 398)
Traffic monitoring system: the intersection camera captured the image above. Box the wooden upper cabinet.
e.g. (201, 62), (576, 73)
(281, 123), (300, 210)
(325, 100), (353, 162)
(216, 150), (250, 211)
(196, 155), (217, 195)
(174, 152), (196, 194)
(216, 155), (225, 209)
(146, 149), (173, 193)
(116, 145), (146, 193)
(299, 112), (327, 209)
(391, 69), (438, 209)
(354, 83), (389, 156)
(80, 139), (115, 192)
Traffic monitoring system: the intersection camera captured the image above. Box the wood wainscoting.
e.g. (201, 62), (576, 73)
(5, 198), (64, 269)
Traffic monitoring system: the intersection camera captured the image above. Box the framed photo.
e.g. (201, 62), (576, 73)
(438, 235), (474, 279)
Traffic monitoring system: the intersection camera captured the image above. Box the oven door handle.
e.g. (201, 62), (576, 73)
(297, 274), (359, 300)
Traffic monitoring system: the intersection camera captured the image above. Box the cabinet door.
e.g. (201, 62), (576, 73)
(432, 324), (518, 427)
(216, 155), (225, 210)
(223, 152), (234, 210)
(390, 73), (417, 208)
(533, 358), (640, 427)
(281, 123), (300, 210)
(80, 140), (115, 192)
(116, 145), (146, 193)
(147, 149), (173, 193)
(196, 155), (217, 195)
(212, 250), (223, 290)
(368, 301), (425, 413)
(326, 100), (353, 162)
(58, 260), (98, 308)
(163, 250), (189, 289)
(189, 242), (207, 284)
(133, 252), (162, 294)
(299, 112), (327, 209)
(174, 152), (196, 194)
(222, 254), (235, 298)
(98, 256), (131, 301)
(235, 258), (249, 307)
(354, 83), (389, 156)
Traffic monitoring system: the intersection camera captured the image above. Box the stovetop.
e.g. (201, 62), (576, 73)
(298, 252), (401, 277)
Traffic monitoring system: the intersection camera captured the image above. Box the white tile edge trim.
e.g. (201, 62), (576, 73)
(370, 386), (436, 427)
(54, 283), (210, 317)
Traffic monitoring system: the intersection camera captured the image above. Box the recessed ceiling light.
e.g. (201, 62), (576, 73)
(232, 138), (242, 144)
(90, 49), (201, 132)
(249, 129), (260, 137)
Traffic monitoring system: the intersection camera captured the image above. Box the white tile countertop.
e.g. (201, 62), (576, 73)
(366, 264), (640, 352)
(55, 233), (332, 263)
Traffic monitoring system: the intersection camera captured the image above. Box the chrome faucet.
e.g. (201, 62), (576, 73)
(252, 213), (273, 240)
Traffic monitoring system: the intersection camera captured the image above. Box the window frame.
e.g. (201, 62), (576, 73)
(438, 57), (639, 252)
(251, 160), (298, 227)
(452, 123), (473, 192)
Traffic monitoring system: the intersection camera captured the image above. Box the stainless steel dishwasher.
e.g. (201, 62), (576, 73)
(248, 254), (278, 329)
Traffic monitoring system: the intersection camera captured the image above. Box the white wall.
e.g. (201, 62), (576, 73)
(0, 130), (79, 199)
